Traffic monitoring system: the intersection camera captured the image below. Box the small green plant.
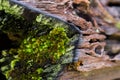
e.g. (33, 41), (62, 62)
(0, 0), (25, 32)
(0, 0), (23, 16)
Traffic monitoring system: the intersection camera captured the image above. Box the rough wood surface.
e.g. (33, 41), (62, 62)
(10, 0), (120, 79)
(58, 62), (120, 80)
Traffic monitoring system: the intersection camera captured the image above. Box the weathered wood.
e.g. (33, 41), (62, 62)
(58, 62), (120, 80)
(9, 0), (120, 80)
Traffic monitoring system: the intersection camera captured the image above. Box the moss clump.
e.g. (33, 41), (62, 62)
(0, 0), (23, 30)
(5, 16), (70, 80)
(0, 0), (33, 47)
(0, 1), (74, 79)
(19, 26), (69, 62)
(0, 0), (22, 16)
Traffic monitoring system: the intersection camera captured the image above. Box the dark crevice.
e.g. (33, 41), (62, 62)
(0, 31), (19, 80)
(75, 9), (93, 22)
(95, 45), (102, 55)
(0, 31), (14, 51)
(0, 71), (6, 80)
(89, 39), (101, 43)
(85, 52), (92, 56)
(108, 2), (120, 7)
(107, 50), (120, 58)
(113, 78), (120, 80)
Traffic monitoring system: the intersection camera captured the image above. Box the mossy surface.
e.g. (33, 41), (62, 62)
(5, 17), (71, 80)
(0, 1), (77, 80)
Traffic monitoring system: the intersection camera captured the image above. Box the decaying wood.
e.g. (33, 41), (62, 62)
(96, 0), (116, 23)
(10, 0), (120, 79)
(58, 62), (120, 80)
(12, 0), (120, 68)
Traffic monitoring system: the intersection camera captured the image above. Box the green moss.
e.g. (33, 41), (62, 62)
(0, 2), (74, 79)
(0, 0), (32, 46)
(116, 21), (120, 29)
(0, 0), (23, 16)
(4, 14), (71, 79)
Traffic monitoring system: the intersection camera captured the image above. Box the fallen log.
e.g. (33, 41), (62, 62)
(9, 0), (120, 80)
